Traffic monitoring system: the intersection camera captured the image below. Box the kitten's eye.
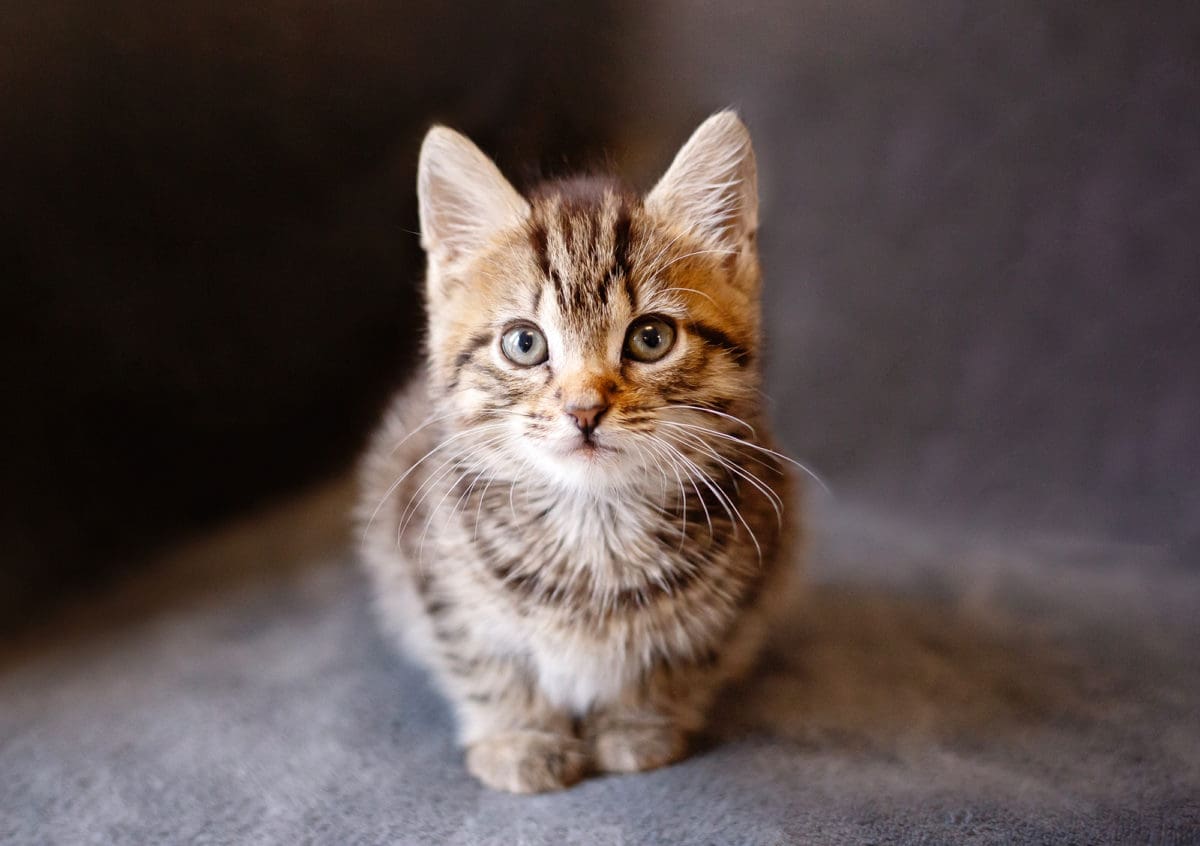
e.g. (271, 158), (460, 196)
(500, 324), (549, 366)
(624, 316), (676, 363)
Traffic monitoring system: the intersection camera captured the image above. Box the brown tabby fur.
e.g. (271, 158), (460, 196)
(358, 112), (802, 792)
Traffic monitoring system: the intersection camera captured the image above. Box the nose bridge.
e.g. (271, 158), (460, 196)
(559, 369), (611, 410)
(554, 333), (611, 399)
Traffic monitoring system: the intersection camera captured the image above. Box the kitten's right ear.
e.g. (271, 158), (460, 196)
(417, 126), (529, 265)
(645, 110), (758, 253)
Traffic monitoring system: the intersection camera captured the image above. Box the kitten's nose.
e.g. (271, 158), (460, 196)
(565, 403), (608, 434)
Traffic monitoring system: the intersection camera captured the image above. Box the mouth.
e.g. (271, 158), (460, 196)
(563, 435), (614, 458)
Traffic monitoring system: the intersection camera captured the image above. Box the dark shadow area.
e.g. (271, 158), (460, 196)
(1, 0), (630, 628)
(0, 475), (356, 674)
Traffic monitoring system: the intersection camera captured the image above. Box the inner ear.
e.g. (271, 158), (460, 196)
(645, 110), (758, 253)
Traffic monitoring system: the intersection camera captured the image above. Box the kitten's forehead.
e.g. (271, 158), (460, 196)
(524, 177), (641, 336)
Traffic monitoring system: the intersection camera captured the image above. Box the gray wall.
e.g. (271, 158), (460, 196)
(621, 1), (1200, 555)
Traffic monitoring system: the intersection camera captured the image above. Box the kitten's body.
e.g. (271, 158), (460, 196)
(359, 113), (801, 792)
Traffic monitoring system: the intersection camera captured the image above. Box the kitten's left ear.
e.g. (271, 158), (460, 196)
(417, 126), (530, 265)
(646, 110), (758, 253)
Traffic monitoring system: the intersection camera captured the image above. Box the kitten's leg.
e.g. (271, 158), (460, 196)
(450, 659), (588, 793)
(584, 612), (772, 774)
(582, 656), (720, 774)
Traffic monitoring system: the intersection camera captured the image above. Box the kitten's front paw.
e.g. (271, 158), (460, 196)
(590, 722), (687, 774)
(465, 731), (589, 794)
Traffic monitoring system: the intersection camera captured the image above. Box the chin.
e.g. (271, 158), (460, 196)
(526, 439), (632, 493)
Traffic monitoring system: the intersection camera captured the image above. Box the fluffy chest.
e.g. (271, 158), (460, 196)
(456, 488), (731, 711)
(463, 487), (685, 617)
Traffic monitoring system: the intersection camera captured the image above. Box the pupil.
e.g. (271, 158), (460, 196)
(518, 332), (534, 353)
(641, 326), (660, 347)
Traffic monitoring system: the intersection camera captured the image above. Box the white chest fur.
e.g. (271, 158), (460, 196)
(509, 491), (660, 712)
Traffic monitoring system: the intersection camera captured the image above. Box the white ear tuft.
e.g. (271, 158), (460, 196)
(645, 110), (758, 251)
(417, 126), (530, 264)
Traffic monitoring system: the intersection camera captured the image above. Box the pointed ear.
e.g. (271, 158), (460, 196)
(417, 126), (529, 265)
(645, 110), (758, 252)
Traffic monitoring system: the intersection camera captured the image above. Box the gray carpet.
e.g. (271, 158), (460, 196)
(3, 480), (1197, 845)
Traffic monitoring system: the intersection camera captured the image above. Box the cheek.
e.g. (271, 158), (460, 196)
(453, 362), (545, 420)
(611, 381), (659, 415)
(521, 400), (558, 429)
(617, 357), (702, 407)
(453, 383), (493, 421)
(513, 380), (562, 425)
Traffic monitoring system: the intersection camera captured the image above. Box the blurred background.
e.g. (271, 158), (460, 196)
(3, 0), (1198, 628)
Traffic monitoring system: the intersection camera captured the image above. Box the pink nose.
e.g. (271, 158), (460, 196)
(565, 403), (608, 434)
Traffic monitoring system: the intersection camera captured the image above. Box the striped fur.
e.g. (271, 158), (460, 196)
(358, 112), (802, 793)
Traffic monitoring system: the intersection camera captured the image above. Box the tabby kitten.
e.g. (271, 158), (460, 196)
(359, 111), (801, 793)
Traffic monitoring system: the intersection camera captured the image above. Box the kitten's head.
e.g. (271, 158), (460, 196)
(417, 112), (764, 492)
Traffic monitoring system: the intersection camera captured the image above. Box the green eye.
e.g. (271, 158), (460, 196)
(500, 324), (549, 366)
(624, 316), (676, 363)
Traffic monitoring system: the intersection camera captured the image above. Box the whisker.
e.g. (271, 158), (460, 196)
(399, 431), (512, 541)
(472, 467), (502, 541)
(640, 227), (692, 280)
(660, 428), (783, 527)
(658, 420), (778, 477)
(652, 435), (761, 562)
(635, 437), (692, 549)
(509, 456), (533, 521)
(657, 286), (719, 308)
(361, 422), (509, 542)
(415, 438), (514, 564)
(643, 435), (714, 539)
(654, 403), (758, 436)
(387, 410), (460, 456)
(657, 247), (739, 272)
(659, 420), (832, 495)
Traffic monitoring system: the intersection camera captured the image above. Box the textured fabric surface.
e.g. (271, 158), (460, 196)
(3, 481), (1197, 845)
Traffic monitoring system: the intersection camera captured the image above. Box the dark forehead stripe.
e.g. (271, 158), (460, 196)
(560, 198), (595, 316)
(528, 220), (550, 279)
(528, 176), (639, 320)
(609, 204), (633, 311)
(527, 212), (565, 312)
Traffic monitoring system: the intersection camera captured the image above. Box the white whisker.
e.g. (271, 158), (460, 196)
(634, 436), (692, 549)
(388, 410), (460, 456)
(651, 434), (761, 562)
(657, 247), (738, 272)
(655, 403), (757, 436)
(399, 431), (512, 542)
(660, 427), (783, 527)
(659, 420), (831, 495)
(415, 436), (515, 563)
(361, 422), (509, 542)
(657, 286), (719, 308)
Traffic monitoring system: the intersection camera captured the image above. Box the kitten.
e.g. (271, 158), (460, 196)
(358, 111), (801, 793)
